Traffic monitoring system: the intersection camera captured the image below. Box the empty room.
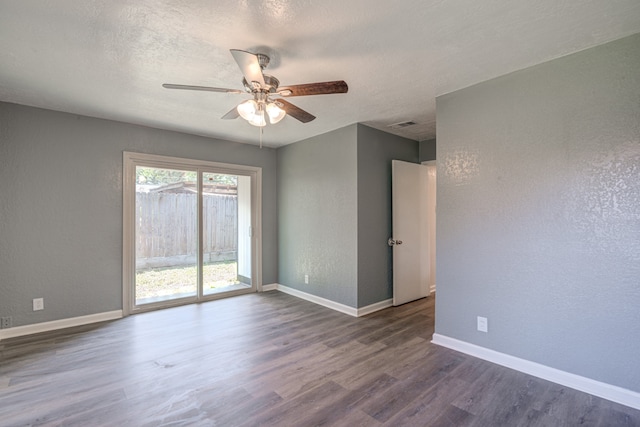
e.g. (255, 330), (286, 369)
(1, 1), (639, 425)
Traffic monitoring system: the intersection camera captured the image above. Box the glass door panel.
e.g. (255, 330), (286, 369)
(202, 172), (252, 296)
(135, 166), (198, 305)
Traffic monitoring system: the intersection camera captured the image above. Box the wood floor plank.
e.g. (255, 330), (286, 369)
(330, 339), (418, 389)
(429, 404), (474, 427)
(1, 291), (639, 426)
(382, 376), (472, 426)
(273, 375), (396, 426)
(467, 374), (548, 426)
(241, 380), (350, 426)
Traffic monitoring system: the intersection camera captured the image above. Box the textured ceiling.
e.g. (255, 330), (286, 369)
(1, 1), (639, 147)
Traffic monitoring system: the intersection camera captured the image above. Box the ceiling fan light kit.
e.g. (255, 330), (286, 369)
(236, 94), (286, 127)
(163, 49), (348, 128)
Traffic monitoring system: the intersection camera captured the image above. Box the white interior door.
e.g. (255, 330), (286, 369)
(391, 160), (430, 306)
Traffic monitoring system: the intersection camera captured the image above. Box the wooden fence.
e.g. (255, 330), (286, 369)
(135, 192), (237, 268)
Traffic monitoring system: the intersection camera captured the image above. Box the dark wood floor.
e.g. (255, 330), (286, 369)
(1, 292), (639, 426)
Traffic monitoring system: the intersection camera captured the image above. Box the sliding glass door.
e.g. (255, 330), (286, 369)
(202, 172), (252, 296)
(123, 153), (261, 314)
(134, 166), (198, 305)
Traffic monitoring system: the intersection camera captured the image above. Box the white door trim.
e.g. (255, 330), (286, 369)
(421, 160), (436, 293)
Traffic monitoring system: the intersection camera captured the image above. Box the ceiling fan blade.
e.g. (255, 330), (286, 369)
(162, 83), (243, 94)
(277, 80), (348, 97)
(230, 49), (265, 89)
(277, 99), (316, 123)
(221, 106), (240, 120)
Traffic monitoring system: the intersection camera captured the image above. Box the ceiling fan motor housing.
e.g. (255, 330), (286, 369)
(242, 74), (279, 94)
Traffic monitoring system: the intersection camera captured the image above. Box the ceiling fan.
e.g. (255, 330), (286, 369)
(163, 49), (348, 127)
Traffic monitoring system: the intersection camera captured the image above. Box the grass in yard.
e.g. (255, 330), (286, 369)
(135, 261), (239, 299)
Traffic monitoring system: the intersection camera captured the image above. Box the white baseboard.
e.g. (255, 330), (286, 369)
(276, 284), (358, 316)
(0, 310), (123, 341)
(261, 283), (278, 292)
(357, 299), (393, 316)
(431, 333), (640, 411)
(273, 284), (392, 317)
(0, 287), (391, 341)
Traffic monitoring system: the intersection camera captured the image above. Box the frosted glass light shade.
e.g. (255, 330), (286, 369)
(266, 102), (286, 124)
(248, 109), (266, 127)
(237, 99), (258, 120)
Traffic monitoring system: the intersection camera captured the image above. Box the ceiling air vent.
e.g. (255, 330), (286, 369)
(388, 120), (417, 130)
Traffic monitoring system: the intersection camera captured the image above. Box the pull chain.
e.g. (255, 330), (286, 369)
(260, 127), (263, 149)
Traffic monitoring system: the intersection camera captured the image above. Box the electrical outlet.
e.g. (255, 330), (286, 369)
(304, 274), (309, 284)
(33, 298), (44, 311)
(1, 316), (12, 329)
(477, 316), (488, 333)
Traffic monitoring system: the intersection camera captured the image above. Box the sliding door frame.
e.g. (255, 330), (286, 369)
(122, 151), (262, 316)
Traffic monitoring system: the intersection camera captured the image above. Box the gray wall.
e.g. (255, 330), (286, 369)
(435, 33), (640, 392)
(0, 103), (278, 327)
(419, 138), (436, 162)
(356, 124), (418, 306)
(277, 123), (419, 308)
(277, 125), (358, 307)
